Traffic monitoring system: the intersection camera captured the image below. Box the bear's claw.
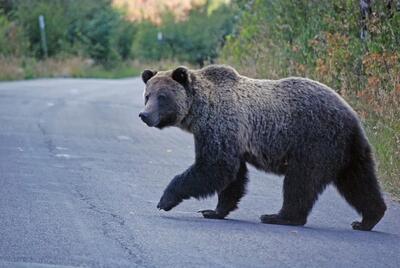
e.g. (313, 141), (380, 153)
(157, 201), (174, 211)
(351, 221), (372, 231)
(157, 191), (182, 211)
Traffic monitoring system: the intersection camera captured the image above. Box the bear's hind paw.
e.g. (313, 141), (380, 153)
(351, 221), (373, 231)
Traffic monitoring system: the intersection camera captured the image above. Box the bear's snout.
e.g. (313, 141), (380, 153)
(139, 111), (148, 120)
(139, 111), (159, 127)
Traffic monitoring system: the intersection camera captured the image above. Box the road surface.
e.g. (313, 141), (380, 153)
(0, 78), (399, 268)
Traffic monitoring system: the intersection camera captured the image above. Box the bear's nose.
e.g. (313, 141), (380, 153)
(139, 112), (149, 120)
(139, 111), (159, 127)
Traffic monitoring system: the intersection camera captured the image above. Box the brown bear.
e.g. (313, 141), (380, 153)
(139, 64), (386, 231)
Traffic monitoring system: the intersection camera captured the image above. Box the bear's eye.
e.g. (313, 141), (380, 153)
(145, 94), (149, 104)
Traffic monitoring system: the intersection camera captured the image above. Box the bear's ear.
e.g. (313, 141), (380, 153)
(142, 69), (157, 84)
(172, 66), (190, 86)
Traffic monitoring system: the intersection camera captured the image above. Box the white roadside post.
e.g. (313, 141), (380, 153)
(157, 32), (163, 42)
(38, 15), (48, 58)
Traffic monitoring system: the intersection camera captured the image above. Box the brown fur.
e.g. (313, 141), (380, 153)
(140, 64), (386, 230)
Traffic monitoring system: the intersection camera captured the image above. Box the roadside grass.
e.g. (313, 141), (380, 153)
(73, 63), (141, 79)
(364, 118), (400, 201)
(0, 56), (93, 80)
(0, 56), (195, 81)
(350, 91), (400, 201)
(0, 56), (25, 80)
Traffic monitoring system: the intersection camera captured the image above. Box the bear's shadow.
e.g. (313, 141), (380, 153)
(160, 214), (398, 244)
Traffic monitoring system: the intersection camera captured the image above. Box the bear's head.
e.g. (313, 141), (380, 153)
(139, 66), (192, 129)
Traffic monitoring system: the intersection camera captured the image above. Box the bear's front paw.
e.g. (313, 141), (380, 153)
(198, 209), (226, 219)
(157, 190), (182, 211)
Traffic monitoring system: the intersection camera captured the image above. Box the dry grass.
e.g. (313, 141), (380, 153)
(34, 57), (93, 78)
(0, 56), (25, 80)
(0, 56), (93, 80)
(354, 94), (400, 201)
(0, 57), (195, 81)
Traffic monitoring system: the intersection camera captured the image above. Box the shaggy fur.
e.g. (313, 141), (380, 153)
(140, 64), (386, 231)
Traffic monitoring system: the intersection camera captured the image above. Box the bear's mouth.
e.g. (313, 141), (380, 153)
(145, 120), (159, 127)
(155, 113), (177, 129)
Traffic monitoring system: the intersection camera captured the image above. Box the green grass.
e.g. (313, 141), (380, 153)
(365, 119), (400, 200)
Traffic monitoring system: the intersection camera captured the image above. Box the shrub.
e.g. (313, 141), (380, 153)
(11, 0), (135, 65)
(221, 0), (400, 198)
(13, 0), (70, 57)
(0, 11), (28, 56)
(133, 3), (235, 66)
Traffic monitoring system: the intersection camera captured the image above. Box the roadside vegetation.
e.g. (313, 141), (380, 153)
(221, 0), (400, 199)
(0, 0), (232, 79)
(0, 0), (399, 199)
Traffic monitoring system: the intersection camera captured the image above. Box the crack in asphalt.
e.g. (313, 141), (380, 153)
(74, 187), (148, 267)
(37, 122), (56, 154)
(35, 102), (150, 267)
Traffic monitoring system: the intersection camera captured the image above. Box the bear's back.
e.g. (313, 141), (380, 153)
(274, 77), (356, 119)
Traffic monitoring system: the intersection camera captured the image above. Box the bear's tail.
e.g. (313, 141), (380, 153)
(335, 124), (386, 231)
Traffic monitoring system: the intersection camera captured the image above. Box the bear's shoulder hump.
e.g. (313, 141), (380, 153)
(199, 64), (240, 83)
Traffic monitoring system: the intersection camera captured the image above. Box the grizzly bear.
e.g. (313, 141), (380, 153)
(139, 64), (386, 231)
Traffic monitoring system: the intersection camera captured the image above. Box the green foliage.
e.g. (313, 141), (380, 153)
(116, 21), (136, 60)
(0, 11), (28, 56)
(10, 0), (134, 64)
(222, 0), (400, 89)
(1, 0), (235, 67)
(132, 21), (164, 61)
(79, 7), (122, 64)
(13, 0), (70, 57)
(133, 4), (235, 65)
(222, 0), (400, 199)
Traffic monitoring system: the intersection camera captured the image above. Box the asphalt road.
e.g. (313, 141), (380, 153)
(0, 78), (399, 268)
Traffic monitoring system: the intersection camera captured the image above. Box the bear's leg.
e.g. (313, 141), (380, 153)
(200, 162), (248, 219)
(335, 153), (386, 231)
(261, 166), (326, 226)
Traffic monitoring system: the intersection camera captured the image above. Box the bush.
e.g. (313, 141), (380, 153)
(132, 21), (165, 61)
(133, 3), (235, 66)
(222, 0), (400, 89)
(13, 0), (70, 57)
(0, 11), (28, 56)
(221, 0), (400, 199)
(11, 0), (135, 65)
(2, 1), (234, 67)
